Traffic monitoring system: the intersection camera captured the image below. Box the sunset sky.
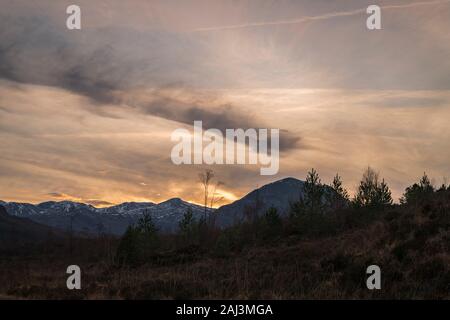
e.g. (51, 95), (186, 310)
(1, 0), (449, 206)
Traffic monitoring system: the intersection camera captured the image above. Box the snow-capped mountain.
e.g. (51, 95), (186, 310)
(1, 198), (207, 235)
(98, 202), (155, 215)
(1, 177), (315, 235)
(143, 198), (209, 232)
(37, 201), (96, 215)
(1, 201), (41, 217)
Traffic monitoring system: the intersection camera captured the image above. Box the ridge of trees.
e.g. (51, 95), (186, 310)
(116, 168), (449, 265)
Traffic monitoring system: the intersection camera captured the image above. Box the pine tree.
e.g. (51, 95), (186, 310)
(137, 211), (158, 235)
(354, 167), (378, 207)
(260, 207), (282, 239)
(419, 173), (434, 193)
(116, 225), (139, 265)
(136, 211), (159, 259)
(303, 168), (325, 214)
(353, 167), (393, 208)
(264, 207), (282, 227)
(328, 173), (350, 210)
(401, 172), (435, 205)
(376, 179), (393, 206)
(179, 207), (195, 235)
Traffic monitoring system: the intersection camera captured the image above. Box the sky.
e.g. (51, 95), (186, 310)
(0, 0), (449, 206)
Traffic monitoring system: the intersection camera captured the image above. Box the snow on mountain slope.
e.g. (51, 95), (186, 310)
(2, 177), (317, 235)
(2, 198), (207, 235)
(97, 202), (155, 215)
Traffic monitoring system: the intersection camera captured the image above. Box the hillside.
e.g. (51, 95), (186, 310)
(216, 177), (304, 227)
(1, 178), (305, 234)
(0, 189), (448, 299)
(0, 205), (63, 250)
(1, 198), (209, 235)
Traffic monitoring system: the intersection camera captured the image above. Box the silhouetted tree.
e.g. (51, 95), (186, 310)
(376, 179), (393, 206)
(401, 172), (435, 205)
(116, 211), (159, 265)
(199, 169), (214, 220)
(328, 173), (350, 210)
(303, 168), (325, 214)
(116, 225), (140, 265)
(137, 210), (158, 235)
(179, 207), (195, 235)
(177, 207), (201, 247)
(137, 210), (159, 255)
(353, 167), (392, 208)
(259, 207), (282, 240)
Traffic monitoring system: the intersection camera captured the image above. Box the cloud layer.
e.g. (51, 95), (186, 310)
(1, 0), (449, 204)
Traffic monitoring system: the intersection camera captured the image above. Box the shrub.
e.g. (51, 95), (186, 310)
(213, 231), (233, 257)
(258, 207), (282, 240)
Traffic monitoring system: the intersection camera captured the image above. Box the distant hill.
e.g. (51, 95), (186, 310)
(0, 205), (62, 249)
(215, 177), (304, 227)
(1, 177), (314, 234)
(1, 188), (449, 299)
(1, 198), (208, 235)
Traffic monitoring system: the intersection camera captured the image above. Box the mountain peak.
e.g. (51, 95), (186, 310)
(159, 197), (184, 205)
(2, 176), (313, 234)
(216, 177), (305, 228)
(262, 176), (304, 187)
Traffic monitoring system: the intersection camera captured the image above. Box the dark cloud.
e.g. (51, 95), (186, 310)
(139, 97), (256, 131)
(0, 13), (302, 153)
(0, 15), (105, 98)
(46, 192), (114, 207)
(84, 199), (114, 207)
(46, 192), (66, 198)
(135, 94), (301, 152)
(3, 0), (450, 94)
(0, 14), (204, 100)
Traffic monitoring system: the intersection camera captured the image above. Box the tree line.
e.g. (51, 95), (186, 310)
(116, 167), (449, 265)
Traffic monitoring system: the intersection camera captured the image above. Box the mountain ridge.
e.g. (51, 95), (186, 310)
(1, 197), (210, 235)
(1, 177), (307, 235)
(0, 205), (64, 250)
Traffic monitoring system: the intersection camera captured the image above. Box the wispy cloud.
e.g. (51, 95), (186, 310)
(46, 192), (114, 207)
(1, 0), (449, 205)
(190, 0), (450, 32)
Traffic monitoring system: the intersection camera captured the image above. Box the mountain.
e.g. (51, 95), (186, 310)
(215, 177), (304, 228)
(31, 201), (137, 235)
(99, 202), (155, 215)
(0, 205), (62, 249)
(144, 198), (208, 232)
(1, 198), (207, 235)
(1, 177), (311, 235)
(0, 201), (41, 217)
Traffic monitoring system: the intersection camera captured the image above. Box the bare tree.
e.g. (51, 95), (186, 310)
(198, 169), (215, 220)
(209, 181), (224, 228)
(209, 181), (224, 209)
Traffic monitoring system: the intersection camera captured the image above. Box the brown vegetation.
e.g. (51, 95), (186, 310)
(0, 171), (449, 299)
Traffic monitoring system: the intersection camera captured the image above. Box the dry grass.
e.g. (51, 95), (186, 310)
(0, 192), (449, 300)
